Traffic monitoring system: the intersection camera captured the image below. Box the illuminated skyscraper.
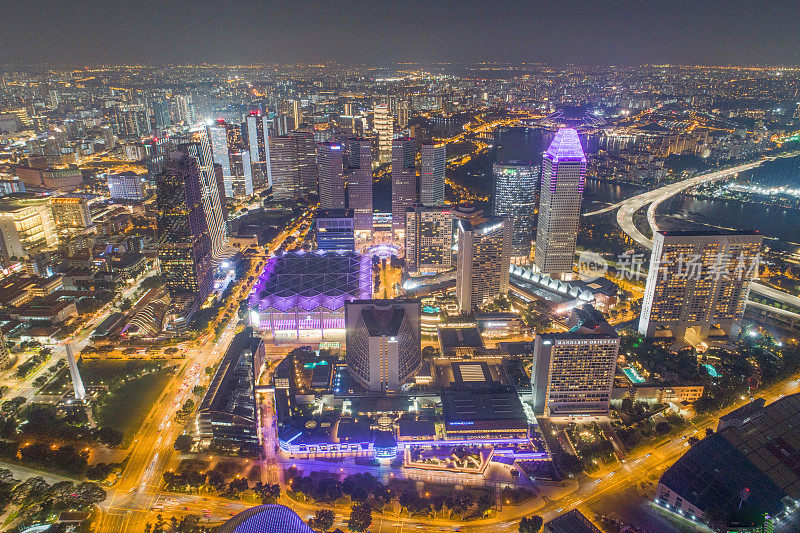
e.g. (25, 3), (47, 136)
(181, 137), (228, 259)
(244, 112), (273, 190)
(456, 216), (512, 315)
(405, 206), (454, 273)
(420, 143), (446, 206)
(373, 104), (393, 164)
(317, 142), (345, 209)
(534, 128), (586, 278)
(65, 343), (86, 401)
(208, 120), (253, 198)
(492, 163), (540, 261)
(639, 230), (762, 341)
(532, 305), (618, 418)
(391, 138), (417, 240)
(344, 137), (373, 236)
(269, 131), (317, 201)
(156, 150), (213, 298)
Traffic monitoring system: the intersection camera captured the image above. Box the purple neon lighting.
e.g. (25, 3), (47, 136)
(249, 250), (371, 313)
(545, 127), (587, 163)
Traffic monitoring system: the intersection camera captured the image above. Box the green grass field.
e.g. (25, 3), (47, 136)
(95, 367), (172, 446)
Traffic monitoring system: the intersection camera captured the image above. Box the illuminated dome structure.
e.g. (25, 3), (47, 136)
(219, 504), (312, 533)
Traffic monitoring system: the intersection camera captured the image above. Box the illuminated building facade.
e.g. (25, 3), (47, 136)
(315, 209), (355, 251)
(156, 150), (213, 298)
(269, 131), (317, 201)
(532, 305), (619, 418)
(344, 299), (421, 393)
(492, 163), (540, 261)
(639, 230), (763, 340)
(107, 171), (146, 201)
(249, 250), (371, 340)
(244, 112), (273, 189)
(317, 142), (345, 209)
(0, 199), (59, 266)
(179, 138), (228, 259)
(48, 196), (91, 230)
(405, 205), (454, 273)
(534, 127), (586, 277)
(456, 216), (512, 314)
(344, 137), (374, 236)
(373, 104), (393, 163)
(208, 120), (253, 198)
(391, 137), (417, 240)
(420, 143), (446, 206)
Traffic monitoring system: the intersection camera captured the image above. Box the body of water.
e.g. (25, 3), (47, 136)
(583, 154), (800, 247)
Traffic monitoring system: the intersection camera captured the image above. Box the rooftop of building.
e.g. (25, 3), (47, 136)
(545, 127), (587, 163)
(438, 325), (484, 351)
(249, 250), (371, 312)
(660, 393), (800, 519)
(544, 509), (601, 533)
(199, 328), (261, 420)
(441, 389), (527, 427)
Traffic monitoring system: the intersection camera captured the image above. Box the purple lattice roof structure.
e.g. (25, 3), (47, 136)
(545, 127), (587, 164)
(249, 250), (371, 312)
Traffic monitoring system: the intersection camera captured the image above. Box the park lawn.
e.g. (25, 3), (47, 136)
(95, 365), (172, 446)
(40, 359), (167, 395)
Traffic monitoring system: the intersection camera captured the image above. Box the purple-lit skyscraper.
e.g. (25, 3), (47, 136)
(534, 128), (586, 278)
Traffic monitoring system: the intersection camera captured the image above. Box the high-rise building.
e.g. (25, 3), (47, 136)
(456, 216), (512, 314)
(373, 104), (393, 164)
(48, 196), (91, 230)
(405, 206), (455, 273)
(344, 299), (421, 393)
(492, 163), (540, 261)
(639, 230), (763, 341)
(391, 138), (417, 240)
(174, 94), (196, 125)
(317, 142), (345, 209)
(107, 171), (146, 201)
(0, 198), (59, 266)
(344, 137), (373, 236)
(315, 209), (355, 252)
(156, 150), (213, 298)
(534, 127), (586, 278)
(269, 131), (318, 201)
(420, 143), (446, 206)
(208, 121), (253, 198)
(531, 305), (619, 418)
(180, 137), (228, 259)
(110, 104), (150, 138)
(151, 97), (171, 130)
(244, 112), (273, 190)
(292, 99), (302, 129)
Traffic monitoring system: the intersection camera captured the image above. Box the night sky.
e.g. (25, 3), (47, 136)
(0, 0), (798, 66)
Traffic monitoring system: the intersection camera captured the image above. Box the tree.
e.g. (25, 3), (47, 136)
(620, 397), (634, 413)
(519, 515), (544, 533)
(655, 421), (671, 435)
(347, 503), (372, 532)
(174, 434), (194, 453)
(97, 427), (123, 447)
(309, 509), (335, 532)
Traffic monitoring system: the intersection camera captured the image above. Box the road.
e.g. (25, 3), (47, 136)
(610, 155), (800, 314)
(96, 205), (317, 532)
